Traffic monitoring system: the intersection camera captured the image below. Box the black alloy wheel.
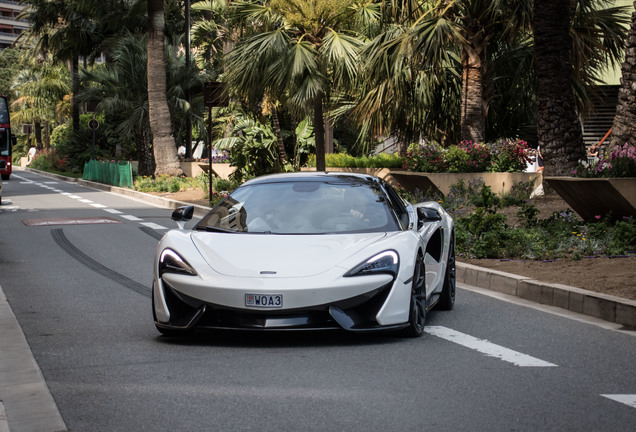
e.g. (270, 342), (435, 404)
(403, 253), (426, 338)
(437, 231), (456, 310)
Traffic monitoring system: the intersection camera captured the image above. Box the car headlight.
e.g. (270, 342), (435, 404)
(159, 249), (197, 276)
(344, 250), (399, 278)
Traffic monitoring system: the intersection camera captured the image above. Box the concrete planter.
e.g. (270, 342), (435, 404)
(545, 177), (636, 221)
(303, 167), (541, 197)
(179, 162), (235, 179)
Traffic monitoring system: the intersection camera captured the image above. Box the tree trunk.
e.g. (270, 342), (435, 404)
(271, 108), (288, 168)
(314, 96), (326, 172)
(610, 2), (636, 149)
(136, 129), (155, 177)
(460, 47), (485, 143)
(534, 0), (586, 176)
(147, 0), (182, 177)
(71, 56), (80, 134)
(34, 120), (42, 149)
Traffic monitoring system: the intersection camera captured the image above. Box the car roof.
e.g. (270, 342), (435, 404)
(241, 171), (381, 186)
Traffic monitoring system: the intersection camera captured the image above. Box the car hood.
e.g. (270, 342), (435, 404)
(190, 231), (388, 278)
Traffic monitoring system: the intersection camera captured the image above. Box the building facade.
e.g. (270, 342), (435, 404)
(0, 0), (28, 50)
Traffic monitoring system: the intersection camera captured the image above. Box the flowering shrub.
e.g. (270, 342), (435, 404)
(489, 139), (531, 173)
(402, 138), (529, 173)
(573, 143), (636, 178)
(445, 140), (492, 172)
(402, 142), (447, 172)
(29, 148), (67, 172)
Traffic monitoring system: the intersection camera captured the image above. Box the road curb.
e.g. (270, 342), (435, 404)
(457, 262), (636, 328)
(21, 168), (636, 328)
(0, 285), (68, 432)
(23, 167), (211, 218)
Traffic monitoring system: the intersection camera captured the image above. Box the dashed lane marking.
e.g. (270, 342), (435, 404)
(10, 173), (171, 232)
(140, 222), (168, 230)
(121, 214), (143, 221)
(601, 394), (636, 409)
(425, 326), (558, 367)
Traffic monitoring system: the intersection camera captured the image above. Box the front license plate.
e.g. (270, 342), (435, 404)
(245, 293), (283, 308)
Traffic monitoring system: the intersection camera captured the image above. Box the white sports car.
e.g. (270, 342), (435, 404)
(153, 172), (455, 337)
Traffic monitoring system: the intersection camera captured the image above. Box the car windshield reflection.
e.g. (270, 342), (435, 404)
(196, 180), (399, 234)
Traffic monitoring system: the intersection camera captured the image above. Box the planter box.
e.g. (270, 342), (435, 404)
(303, 167), (541, 197)
(180, 162), (235, 179)
(545, 177), (636, 221)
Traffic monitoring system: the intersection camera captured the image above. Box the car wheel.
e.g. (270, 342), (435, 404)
(403, 253), (426, 338)
(436, 231), (456, 311)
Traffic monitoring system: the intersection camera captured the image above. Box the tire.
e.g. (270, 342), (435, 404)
(403, 253), (426, 338)
(1, 174), (8, 181)
(436, 231), (456, 311)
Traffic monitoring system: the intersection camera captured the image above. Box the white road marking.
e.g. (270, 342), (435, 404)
(425, 326), (558, 367)
(121, 214), (142, 221)
(601, 394), (636, 409)
(141, 222), (168, 230)
(13, 173), (171, 231)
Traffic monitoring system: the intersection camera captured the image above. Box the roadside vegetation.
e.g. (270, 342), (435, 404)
(7, 1), (636, 264)
(403, 177), (636, 261)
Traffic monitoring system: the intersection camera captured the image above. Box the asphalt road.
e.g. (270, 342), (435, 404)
(1, 169), (635, 432)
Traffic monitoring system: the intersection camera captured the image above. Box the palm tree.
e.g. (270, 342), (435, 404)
(353, 0), (533, 146)
(610, 2), (636, 148)
(147, 0), (183, 177)
(78, 34), (155, 175)
(10, 56), (70, 149)
(225, 0), (363, 171)
(17, 0), (108, 134)
(534, 0), (587, 176)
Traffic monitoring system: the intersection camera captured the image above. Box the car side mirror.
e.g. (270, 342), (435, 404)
(11, 135), (16, 147)
(172, 206), (194, 230)
(417, 207), (441, 229)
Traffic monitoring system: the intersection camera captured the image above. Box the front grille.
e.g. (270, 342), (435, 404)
(165, 281), (395, 331)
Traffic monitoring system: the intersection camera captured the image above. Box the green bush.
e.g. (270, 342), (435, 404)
(403, 142), (446, 172)
(29, 148), (68, 172)
(402, 138), (529, 173)
(396, 178), (636, 260)
(445, 146), (470, 173)
(306, 152), (404, 169)
(488, 138), (532, 172)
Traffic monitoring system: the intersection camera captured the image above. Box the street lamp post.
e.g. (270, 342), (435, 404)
(185, 0), (192, 159)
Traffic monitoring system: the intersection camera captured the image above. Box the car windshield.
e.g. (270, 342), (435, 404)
(195, 179), (400, 234)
